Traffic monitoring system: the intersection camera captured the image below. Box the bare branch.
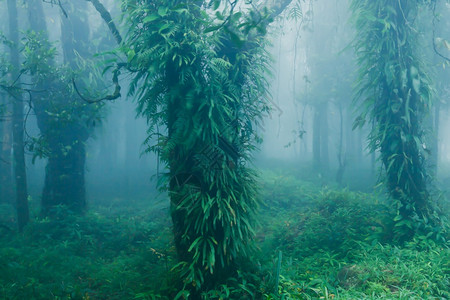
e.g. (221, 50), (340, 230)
(73, 68), (121, 103)
(42, 0), (68, 18)
(86, 0), (122, 45)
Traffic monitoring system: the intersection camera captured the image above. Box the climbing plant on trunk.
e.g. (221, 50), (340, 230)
(351, 0), (443, 241)
(119, 0), (292, 295)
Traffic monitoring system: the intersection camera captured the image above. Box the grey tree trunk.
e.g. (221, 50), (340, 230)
(0, 101), (13, 204)
(8, 0), (29, 230)
(313, 104), (321, 169)
(428, 97), (440, 177)
(319, 101), (329, 171)
(336, 104), (346, 184)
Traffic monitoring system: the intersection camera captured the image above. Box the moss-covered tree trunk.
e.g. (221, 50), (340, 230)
(121, 0), (293, 295)
(41, 130), (87, 213)
(41, 2), (91, 214)
(27, 0), (91, 214)
(352, 0), (437, 240)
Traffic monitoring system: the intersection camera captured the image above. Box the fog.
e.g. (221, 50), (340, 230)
(1, 0), (449, 298)
(8, 0), (449, 202)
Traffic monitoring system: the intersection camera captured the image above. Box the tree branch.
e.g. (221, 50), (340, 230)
(259, 0), (294, 22)
(86, 0), (122, 44)
(432, 0), (450, 62)
(73, 68), (121, 103)
(42, 0), (68, 18)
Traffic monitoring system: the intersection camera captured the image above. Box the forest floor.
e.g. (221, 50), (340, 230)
(0, 164), (449, 299)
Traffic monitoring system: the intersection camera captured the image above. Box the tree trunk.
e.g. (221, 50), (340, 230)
(42, 137), (86, 213)
(313, 104), (321, 169)
(8, 0), (29, 230)
(355, 127), (363, 164)
(428, 100), (440, 177)
(27, 0), (47, 32)
(319, 101), (329, 171)
(336, 104), (346, 184)
(0, 101), (14, 204)
(26, 0), (91, 214)
(43, 1), (90, 213)
(351, 0), (436, 240)
(345, 108), (355, 163)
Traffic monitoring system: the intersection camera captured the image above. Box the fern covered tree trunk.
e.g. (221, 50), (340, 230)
(121, 0), (293, 294)
(351, 0), (439, 240)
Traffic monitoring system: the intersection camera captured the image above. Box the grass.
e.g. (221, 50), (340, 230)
(0, 197), (175, 300)
(0, 166), (448, 299)
(257, 169), (449, 300)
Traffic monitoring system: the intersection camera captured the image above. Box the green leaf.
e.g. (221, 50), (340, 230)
(228, 31), (244, 48)
(158, 6), (168, 17)
(188, 237), (202, 252)
(215, 11), (224, 20)
(143, 14), (159, 23)
(213, 0), (220, 10)
(204, 25), (222, 33)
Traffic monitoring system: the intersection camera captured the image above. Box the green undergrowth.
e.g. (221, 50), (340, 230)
(0, 168), (449, 299)
(258, 169), (449, 299)
(0, 198), (175, 300)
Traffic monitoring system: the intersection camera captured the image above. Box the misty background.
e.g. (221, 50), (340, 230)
(2, 0), (449, 209)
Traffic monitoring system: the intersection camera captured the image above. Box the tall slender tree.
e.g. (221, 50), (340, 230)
(0, 96), (13, 204)
(0, 7), (14, 205)
(7, 0), (29, 230)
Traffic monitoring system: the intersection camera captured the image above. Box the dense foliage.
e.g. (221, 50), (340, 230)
(117, 0), (277, 295)
(1, 0), (449, 299)
(0, 168), (448, 299)
(351, 0), (446, 241)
